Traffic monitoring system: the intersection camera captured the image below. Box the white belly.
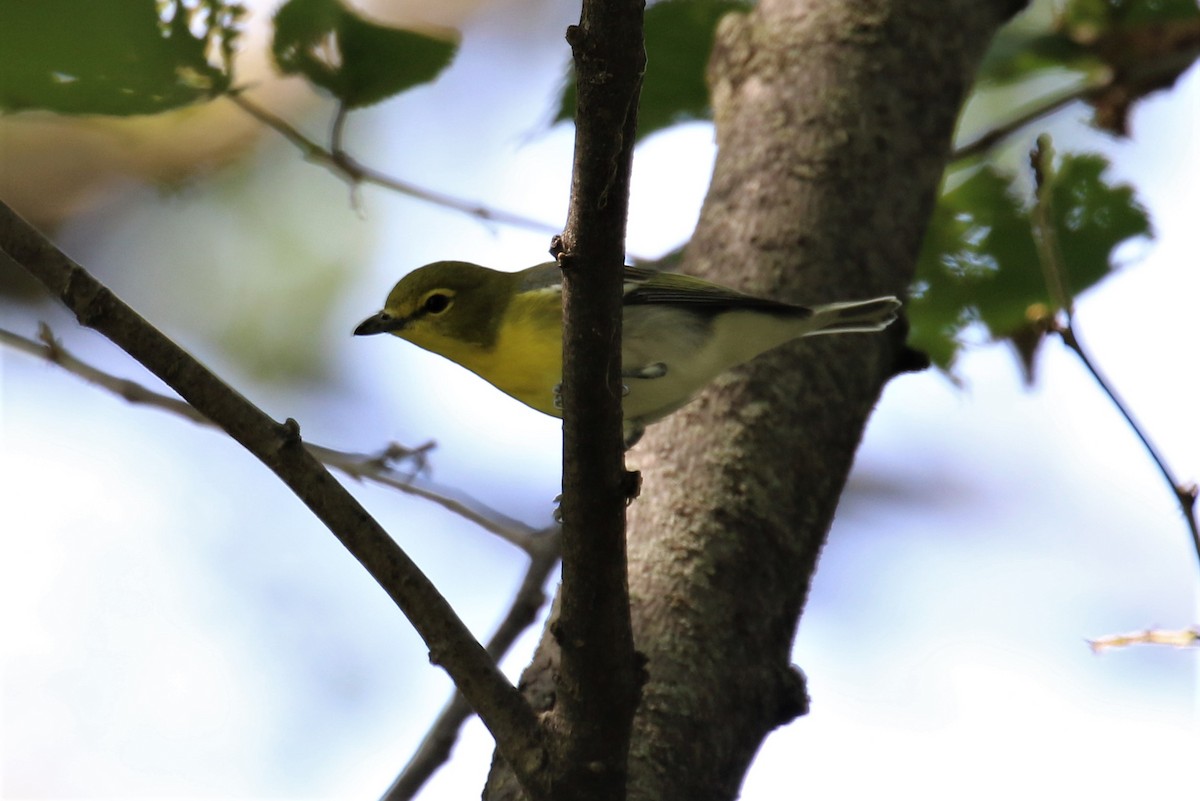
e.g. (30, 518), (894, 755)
(619, 306), (811, 425)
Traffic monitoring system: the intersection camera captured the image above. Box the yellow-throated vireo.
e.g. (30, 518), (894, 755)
(355, 261), (901, 446)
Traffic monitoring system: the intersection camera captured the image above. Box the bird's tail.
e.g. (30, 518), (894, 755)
(807, 296), (902, 335)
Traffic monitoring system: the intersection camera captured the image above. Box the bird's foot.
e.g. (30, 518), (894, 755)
(623, 362), (668, 380)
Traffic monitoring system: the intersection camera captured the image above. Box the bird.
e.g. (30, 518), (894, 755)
(354, 260), (901, 446)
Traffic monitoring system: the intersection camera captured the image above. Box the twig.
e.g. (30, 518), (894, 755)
(1029, 136), (1200, 570)
(382, 530), (562, 801)
(2, 323), (210, 424)
(311, 443), (541, 551)
(227, 92), (559, 235)
(0, 325), (542, 553)
(1029, 136), (1074, 314)
(331, 101), (350, 156)
(1088, 626), (1200, 653)
(1054, 322), (1200, 564)
(0, 200), (551, 800)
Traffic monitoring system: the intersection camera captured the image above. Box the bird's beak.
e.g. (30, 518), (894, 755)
(353, 311), (405, 336)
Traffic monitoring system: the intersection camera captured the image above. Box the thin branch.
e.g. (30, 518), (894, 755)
(1088, 626), (1200, 653)
(1029, 136), (1075, 315)
(1029, 136), (1200, 570)
(547, 0), (646, 798)
(1054, 321), (1200, 565)
(312, 443), (541, 551)
(0, 325), (541, 553)
(227, 92), (559, 235)
(2, 323), (209, 423)
(382, 530), (562, 801)
(0, 201), (551, 801)
(331, 101), (351, 156)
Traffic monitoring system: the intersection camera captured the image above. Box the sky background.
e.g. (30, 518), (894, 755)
(2, 0), (1198, 798)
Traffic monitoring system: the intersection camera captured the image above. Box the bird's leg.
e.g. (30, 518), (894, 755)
(622, 420), (646, 450)
(619, 363), (667, 401)
(558, 364), (664, 407)
(622, 362), (668, 380)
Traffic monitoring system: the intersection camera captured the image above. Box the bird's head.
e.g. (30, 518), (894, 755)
(354, 261), (516, 355)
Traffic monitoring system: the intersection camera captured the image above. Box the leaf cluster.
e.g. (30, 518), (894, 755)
(556, 0), (752, 140)
(912, 155), (1150, 372)
(0, 0), (242, 115)
(981, 0), (1200, 134)
(271, 0), (458, 109)
(1, 0), (1189, 376)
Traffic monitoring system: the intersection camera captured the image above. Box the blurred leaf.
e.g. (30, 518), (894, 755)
(976, 27), (1092, 87)
(556, 0), (749, 139)
(272, 0), (459, 109)
(910, 154), (1150, 371)
(965, 0), (1200, 150)
(1063, 0), (1200, 28)
(0, 0), (240, 115)
(1078, 11), (1200, 133)
(1047, 154), (1151, 287)
(908, 167), (1035, 369)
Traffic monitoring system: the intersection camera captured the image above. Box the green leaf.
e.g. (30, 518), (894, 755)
(0, 0), (240, 115)
(910, 154), (1150, 370)
(272, 0), (459, 109)
(1046, 154), (1152, 293)
(908, 167), (1033, 368)
(1063, 0), (1200, 28)
(556, 0), (750, 140)
(975, 28), (1092, 87)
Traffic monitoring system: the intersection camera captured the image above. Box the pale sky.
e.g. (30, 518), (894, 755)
(2, 2), (1197, 798)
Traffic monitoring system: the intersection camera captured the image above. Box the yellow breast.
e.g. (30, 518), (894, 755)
(401, 289), (564, 417)
(486, 310), (564, 416)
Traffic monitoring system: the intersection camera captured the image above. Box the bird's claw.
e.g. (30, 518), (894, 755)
(623, 362), (668, 380)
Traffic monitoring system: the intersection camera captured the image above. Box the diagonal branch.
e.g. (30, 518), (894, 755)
(1054, 320), (1200, 566)
(2, 322), (564, 798)
(0, 199), (551, 801)
(1030, 135), (1200, 571)
(228, 92), (559, 235)
(382, 530), (562, 801)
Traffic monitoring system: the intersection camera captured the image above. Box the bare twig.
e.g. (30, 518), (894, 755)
(1029, 136), (1074, 314)
(1053, 322), (1200, 565)
(1088, 626), (1200, 653)
(311, 443), (541, 551)
(330, 101), (351, 157)
(2, 323), (210, 423)
(0, 200), (551, 800)
(227, 92), (559, 235)
(382, 530), (562, 801)
(0, 325), (542, 553)
(1029, 135), (1200, 570)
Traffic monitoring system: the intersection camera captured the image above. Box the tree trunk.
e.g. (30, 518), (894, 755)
(488, 1), (1023, 798)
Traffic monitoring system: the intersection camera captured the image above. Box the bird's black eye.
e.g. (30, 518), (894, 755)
(422, 292), (452, 314)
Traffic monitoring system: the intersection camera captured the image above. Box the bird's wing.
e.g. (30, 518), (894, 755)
(622, 265), (810, 317)
(520, 262), (808, 316)
(516, 263), (567, 295)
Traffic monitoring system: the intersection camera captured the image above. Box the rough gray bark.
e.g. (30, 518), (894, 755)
(489, 1), (1023, 799)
